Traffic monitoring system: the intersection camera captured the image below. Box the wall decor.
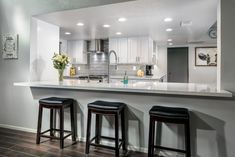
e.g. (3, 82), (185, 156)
(2, 34), (19, 59)
(195, 47), (217, 66)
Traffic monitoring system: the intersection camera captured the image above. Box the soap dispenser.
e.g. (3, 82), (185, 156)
(123, 71), (128, 84)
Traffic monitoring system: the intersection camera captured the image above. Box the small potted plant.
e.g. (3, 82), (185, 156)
(52, 53), (69, 82)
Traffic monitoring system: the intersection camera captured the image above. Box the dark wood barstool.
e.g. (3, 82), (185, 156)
(85, 101), (127, 157)
(36, 97), (76, 149)
(148, 106), (191, 157)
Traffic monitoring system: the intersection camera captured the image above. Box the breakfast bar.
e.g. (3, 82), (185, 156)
(1, 0), (235, 156)
(15, 80), (231, 97)
(14, 80), (233, 156)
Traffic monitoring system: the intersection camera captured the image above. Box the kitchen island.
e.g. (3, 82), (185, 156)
(14, 80), (231, 97)
(13, 80), (233, 156)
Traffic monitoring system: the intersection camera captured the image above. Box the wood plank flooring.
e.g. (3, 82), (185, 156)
(0, 127), (147, 157)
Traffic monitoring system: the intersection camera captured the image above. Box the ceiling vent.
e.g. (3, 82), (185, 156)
(187, 41), (205, 44)
(180, 20), (192, 27)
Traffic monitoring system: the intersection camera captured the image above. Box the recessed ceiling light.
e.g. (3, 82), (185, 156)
(180, 20), (192, 27)
(77, 22), (84, 26)
(164, 17), (173, 22)
(169, 43), (173, 46)
(167, 39), (173, 42)
(103, 24), (110, 28)
(116, 32), (122, 35)
(166, 28), (173, 32)
(65, 32), (71, 35)
(118, 17), (127, 22)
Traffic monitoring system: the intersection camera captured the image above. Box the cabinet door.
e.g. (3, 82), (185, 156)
(118, 38), (128, 63)
(67, 40), (87, 64)
(149, 39), (157, 64)
(67, 40), (77, 59)
(109, 38), (118, 64)
(139, 37), (149, 64)
(128, 37), (139, 64)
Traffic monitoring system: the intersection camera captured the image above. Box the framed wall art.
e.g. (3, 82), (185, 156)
(195, 47), (217, 66)
(2, 34), (19, 59)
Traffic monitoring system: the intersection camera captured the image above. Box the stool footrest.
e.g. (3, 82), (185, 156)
(52, 128), (72, 133)
(39, 128), (73, 140)
(41, 134), (60, 140)
(154, 145), (186, 153)
(89, 135), (123, 150)
(90, 143), (116, 150)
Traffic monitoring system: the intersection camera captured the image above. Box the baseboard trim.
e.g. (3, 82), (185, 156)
(0, 123), (148, 153)
(0, 124), (37, 133)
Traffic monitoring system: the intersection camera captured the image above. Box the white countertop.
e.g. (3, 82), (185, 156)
(64, 75), (163, 80)
(14, 80), (232, 98)
(110, 75), (162, 80)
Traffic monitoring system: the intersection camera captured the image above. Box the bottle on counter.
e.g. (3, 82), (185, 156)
(123, 71), (128, 84)
(69, 66), (76, 76)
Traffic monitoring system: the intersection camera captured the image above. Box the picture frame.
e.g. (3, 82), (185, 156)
(2, 34), (19, 59)
(195, 47), (217, 66)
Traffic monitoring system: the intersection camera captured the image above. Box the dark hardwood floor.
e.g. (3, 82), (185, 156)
(0, 127), (147, 157)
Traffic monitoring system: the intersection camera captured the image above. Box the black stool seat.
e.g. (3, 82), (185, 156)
(88, 101), (126, 110)
(39, 97), (73, 105)
(149, 106), (189, 119)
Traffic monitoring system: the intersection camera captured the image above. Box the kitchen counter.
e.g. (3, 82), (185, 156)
(64, 75), (163, 81)
(110, 75), (163, 81)
(14, 80), (232, 98)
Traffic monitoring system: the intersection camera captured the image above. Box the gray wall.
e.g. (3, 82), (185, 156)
(221, 0), (235, 92)
(0, 0), (134, 124)
(1, 0), (235, 157)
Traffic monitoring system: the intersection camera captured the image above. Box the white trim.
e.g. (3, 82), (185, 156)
(0, 124), (37, 133)
(0, 124), (148, 153)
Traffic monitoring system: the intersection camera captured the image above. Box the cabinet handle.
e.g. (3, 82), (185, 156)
(136, 57), (138, 62)
(118, 57), (120, 63)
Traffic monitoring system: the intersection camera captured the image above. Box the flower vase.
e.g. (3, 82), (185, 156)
(58, 69), (64, 82)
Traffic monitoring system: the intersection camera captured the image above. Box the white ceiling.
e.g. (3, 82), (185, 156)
(35, 0), (218, 45)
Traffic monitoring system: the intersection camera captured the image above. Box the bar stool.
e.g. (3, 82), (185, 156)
(85, 101), (127, 157)
(36, 97), (76, 149)
(148, 106), (191, 157)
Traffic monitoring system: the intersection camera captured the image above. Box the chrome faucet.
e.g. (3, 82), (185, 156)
(107, 50), (118, 83)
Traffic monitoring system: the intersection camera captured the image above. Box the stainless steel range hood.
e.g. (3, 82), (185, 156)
(87, 39), (104, 53)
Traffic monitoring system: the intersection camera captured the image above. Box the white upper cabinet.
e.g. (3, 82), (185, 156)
(109, 38), (128, 64)
(109, 36), (155, 64)
(128, 36), (155, 64)
(67, 40), (87, 64)
(109, 38), (118, 64)
(118, 38), (128, 63)
(139, 37), (149, 64)
(127, 37), (139, 64)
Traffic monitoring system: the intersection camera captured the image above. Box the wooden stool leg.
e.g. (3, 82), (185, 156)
(95, 114), (102, 144)
(50, 109), (54, 138)
(70, 103), (76, 142)
(155, 122), (162, 155)
(60, 106), (64, 149)
(36, 104), (43, 144)
(185, 120), (191, 157)
(148, 117), (155, 157)
(85, 109), (92, 154)
(121, 109), (127, 151)
(115, 113), (120, 157)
